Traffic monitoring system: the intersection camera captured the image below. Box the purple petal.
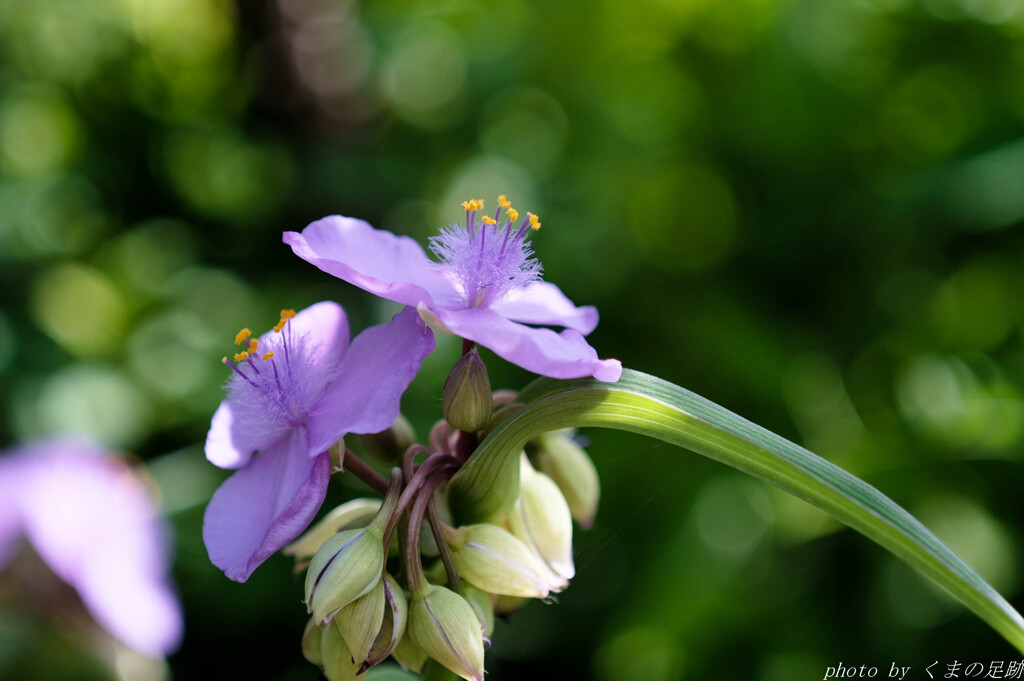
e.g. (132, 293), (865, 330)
(205, 402), (256, 469)
(284, 216), (460, 307)
(205, 301), (351, 470)
(203, 433), (330, 582)
(260, 300), (350, 385)
(493, 282), (599, 335)
(8, 440), (183, 655)
(433, 307), (622, 382)
(306, 306), (435, 451)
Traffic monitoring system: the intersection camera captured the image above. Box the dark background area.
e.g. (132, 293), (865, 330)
(1, 0), (1024, 679)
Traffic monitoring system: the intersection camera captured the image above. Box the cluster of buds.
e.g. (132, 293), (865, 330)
(286, 349), (601, 681)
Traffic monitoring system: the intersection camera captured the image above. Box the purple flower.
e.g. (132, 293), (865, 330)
(0, 439), (183, 657)
(203, 302), (433, 582)
(283, 196), (622, 382)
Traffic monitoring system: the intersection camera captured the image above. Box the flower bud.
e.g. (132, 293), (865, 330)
(320, 619), (365, 681)
(302, 617), (324, 667)
(361, 573), (409, 672)
(509, 455), (575, 586)
(408, 584), (485, 681)
(442, 348), (492, 432)
(305, 469), (404, 623)
(531, 430), (600, 529)
(459, 583), (495, 638)
(304, 527), (385, 624)
(359, 414), (416, 465)
(285, 499), (382, 570)
(391, 631), (428, 674)
(449, 524), (552, 598)
(334, 576), (386, 668)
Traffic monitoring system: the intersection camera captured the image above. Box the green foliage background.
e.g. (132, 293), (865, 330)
(1, 0), (1023, 679)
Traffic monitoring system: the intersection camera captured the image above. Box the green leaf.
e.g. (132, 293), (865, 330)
(447, 369), (1024, 651)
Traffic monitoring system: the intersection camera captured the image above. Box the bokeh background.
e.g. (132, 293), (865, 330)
(2, 0), (1024, 679)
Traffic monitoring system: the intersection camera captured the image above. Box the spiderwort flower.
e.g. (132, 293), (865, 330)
(0, 439), (183, 657)
(283, 196), (622, 382)
(203, 303), (433, 582)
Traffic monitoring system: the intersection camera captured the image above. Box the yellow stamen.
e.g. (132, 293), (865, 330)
(461, 200), (474, 210)
(528, 212), (541, 230)
(273, 319), (287, 333)
(248, 339), (258, 354)
(261, 351), (275, 360)
(280, 309), (296, 319)
(498, 195), (511, 208)
(507, 207), (519, 222)
(235, 328), (252, 345)
(234, 351), (250, 362)
(473, 199), (485, 211)
(221, 356), (229, 364)
(482, 215), (497, 225)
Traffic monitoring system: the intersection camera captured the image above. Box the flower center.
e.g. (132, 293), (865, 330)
(429, 195), (543, 309)
(221, 309), (317, 434)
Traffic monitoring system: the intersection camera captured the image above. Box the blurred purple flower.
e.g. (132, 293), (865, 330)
(0, 439), (183, 657)
(283, 197), (622, 382)
(203, 302), (433, 582)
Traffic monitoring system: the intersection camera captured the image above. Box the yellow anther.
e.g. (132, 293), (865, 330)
(461, 200), (474, 210)
(280, 309), (296, 319)
(248, 339), (258, 354)
(528, 212), (541, 230)
(234, 351), (250, 362)
(498, 195), (511, 208)
(482, 215), (497, 225)
(273, 319), (287, 333)
(235, 328), (252, 345)
(261, 351), (275, 360)
(221, 356), (229, 365)
(473, 199), (485, 211)
(507, 207), (519, 222)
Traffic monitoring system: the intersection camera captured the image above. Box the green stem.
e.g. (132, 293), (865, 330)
(447, 369), (1024, 652)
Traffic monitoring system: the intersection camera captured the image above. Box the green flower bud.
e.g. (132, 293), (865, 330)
(408, 584), (485, 681)
(532, 430), (600, 529)
(335, 576), (386, 667)
(392, 631), (428, 674)
(305, 469), (404, 623)
(459, 583), (495, 638)
(321, 619), (365, 681)
(448, 524), (553, 598)
(305, 527), (385, 624)
(360, 572), (409, 672)
(285, 499), (382, 570)
(359, 414), (416, 465)
(509, 455), (575, 586)
(442, 348), (492, 432)
(302, 617), (324, 667)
